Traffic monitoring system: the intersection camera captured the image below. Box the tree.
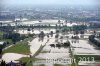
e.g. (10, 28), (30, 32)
(0, 22), (2, 26)
(55, 24), (58, 29)
(55, 34), (59, 39)
(39, 31), (45, 41)
(47, 34), (49, 38)
(80, 30), (85, 38)
(63, 41), (70, 47)
(56, 30), (59, 34)
(74, 31), (79, 35)
(60, 36), (63, 43)
(3, 33), (21, 44)
(58, 20), (61, 29)
(50, 31), (53, 37)
(27, 28), (31, 31)
(80, 30), (85, 34)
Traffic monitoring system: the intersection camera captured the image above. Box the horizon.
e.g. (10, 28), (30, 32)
(1, 0), (99, 6)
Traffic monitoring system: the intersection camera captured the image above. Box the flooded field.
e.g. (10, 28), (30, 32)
(2, 53), (28, 63)
(2, 31), (100, 66)
(70, 39), (100, 55)
(1, 20), (100, 66)
(33, 34), (71, 66)
(31, 33), (100, 66)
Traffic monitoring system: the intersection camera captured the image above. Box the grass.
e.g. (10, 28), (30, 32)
(74, 55), (100, 64)
(27, 63), (33, 66)
(0, 39), (13, 43)
(0, 31), (13, 45)
(71, 63), (76, 66)
(27, 64), (45, 66)
(38, 64), (45, 66)
(54, 64), (64, 66)
(3, 40), (30, 55)
(17, 57), (45, 66)
(0, 31), (4, 39)
(0, 31), (4, 35)
(0, 31), (4, 40)
(17, 57), (39, 63)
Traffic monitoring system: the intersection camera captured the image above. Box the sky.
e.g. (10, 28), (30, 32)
(0, 0), (99, 6)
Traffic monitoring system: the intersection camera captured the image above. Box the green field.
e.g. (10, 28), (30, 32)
(0, 31), (13, 47)
(54, 64), (68, 66)
(18, 57), (39, 63)
(3, 40), (30, 55)
(74, 55), (100, 64)
(18, 57), (45, 66)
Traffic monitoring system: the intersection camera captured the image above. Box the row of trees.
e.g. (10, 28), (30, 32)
(89, 23), (100, 29)
(3, 32), (30, 44)
(3, 33), (21, 44)
(73, 25), (87, 31)
(89, 35), (100, 47)
(0, 26), (14, 33)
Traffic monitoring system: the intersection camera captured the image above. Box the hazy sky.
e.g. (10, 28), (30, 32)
(1, 0), (99, 6)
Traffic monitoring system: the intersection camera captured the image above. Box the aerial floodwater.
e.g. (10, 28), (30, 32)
(0, 0), (100, 66)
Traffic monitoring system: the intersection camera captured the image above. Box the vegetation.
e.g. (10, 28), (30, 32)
(39, 64), (45, 66)
(38, 31), (45, 41)
(50, 31), (53, 37)
(89, 23), (100, 28)
(50, 41), (70, 48)
(89, 35), (100, 47)
(18, 57), (45, 66)
(3, 40), (30, 55)
(54, 64), (64, 66)
(18, 57), (39, 63)
(74, 55), (100, 64)
(3, 32), (26, 44)
(27, 63), (33, 66)
(0, 31), (4, 35)
(71, 63), (76, 66)
(0, 20), (100, 66)
(73, 25), (87, 31)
